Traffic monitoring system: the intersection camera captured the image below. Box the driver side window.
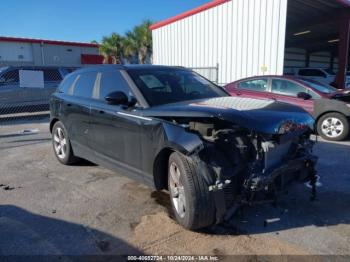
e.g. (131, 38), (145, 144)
(98, 71), (133, 100)
(271, 79), (307, 97)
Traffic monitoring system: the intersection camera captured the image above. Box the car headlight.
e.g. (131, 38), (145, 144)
(346, 104), (350, 108)
(278, 121), (307, 134)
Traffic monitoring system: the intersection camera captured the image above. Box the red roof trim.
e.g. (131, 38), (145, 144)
(149, 0), (230, 30)
(0, 36), (99, 48)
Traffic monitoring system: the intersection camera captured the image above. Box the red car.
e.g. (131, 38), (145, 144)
(225, 76), (350, 141)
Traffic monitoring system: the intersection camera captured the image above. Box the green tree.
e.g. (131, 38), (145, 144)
(131, 20), (153, 64)
(99, 33), (124, 64)
(98, 20), (153, 64)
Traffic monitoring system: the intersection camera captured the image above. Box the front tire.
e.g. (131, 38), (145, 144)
(52, 121), (79, 165)
(168, 152), (215, 230)
(317, 113), (349, 141)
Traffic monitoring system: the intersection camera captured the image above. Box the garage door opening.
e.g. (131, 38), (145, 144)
(284, 0), (350, 88)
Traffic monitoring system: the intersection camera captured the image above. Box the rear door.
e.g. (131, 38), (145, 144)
(270, 78), (314, 113)
(64, 71), (96, 151)
(232, 78), (272, 100)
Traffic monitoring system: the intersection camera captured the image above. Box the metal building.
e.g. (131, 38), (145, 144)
(150, 0), (350, 88)
(0, 36), (100, 67)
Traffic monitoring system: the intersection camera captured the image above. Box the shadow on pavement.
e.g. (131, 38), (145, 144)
(0, 205), (143, 257)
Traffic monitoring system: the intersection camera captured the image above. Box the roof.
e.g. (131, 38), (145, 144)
(0, 36), (99, 48)
(149, 0), (230, 30)
(150, 0), (350, 31)
(71, 64), (186, 74)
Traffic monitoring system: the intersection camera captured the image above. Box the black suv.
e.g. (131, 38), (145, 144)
(50, 65), (318, 230)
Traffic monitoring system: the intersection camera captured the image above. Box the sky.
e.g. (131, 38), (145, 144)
(1, 0), (210, 43)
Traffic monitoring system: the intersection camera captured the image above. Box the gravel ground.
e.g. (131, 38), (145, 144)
(0, 116), (349, 257)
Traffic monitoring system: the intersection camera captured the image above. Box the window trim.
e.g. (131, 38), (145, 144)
(67, 75), (80, 95)
(121, 70), (149, 108)
(92, 72), (102, 99)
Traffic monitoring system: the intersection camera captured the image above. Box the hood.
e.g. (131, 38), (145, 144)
(141, 97), (314, 134)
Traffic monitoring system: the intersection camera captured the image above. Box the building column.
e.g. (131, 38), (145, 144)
(336, 17), (350, 89)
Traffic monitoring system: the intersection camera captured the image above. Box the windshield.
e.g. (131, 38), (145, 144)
(127, 68), (227, 106)
(300, 79), (337, 94)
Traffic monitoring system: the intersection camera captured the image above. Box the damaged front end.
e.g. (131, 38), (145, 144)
(182, 118), (318, 223)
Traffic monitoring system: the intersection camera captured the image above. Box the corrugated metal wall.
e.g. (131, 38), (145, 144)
(152, 0), (288, 85)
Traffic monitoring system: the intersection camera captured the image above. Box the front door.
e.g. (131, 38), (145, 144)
(89, 69), (144, 178)
(270, 78), (314, 114)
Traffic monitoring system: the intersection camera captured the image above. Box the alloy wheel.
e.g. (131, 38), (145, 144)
(53, 127), (67, 159)
(169, 162), (186, 218)
(321, 117), (344, 138)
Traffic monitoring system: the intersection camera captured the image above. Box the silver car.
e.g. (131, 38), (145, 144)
(0, 66), (76, 114)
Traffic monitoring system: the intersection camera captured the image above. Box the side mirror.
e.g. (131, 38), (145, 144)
(105, 91), (128, 105)
(297, 92), (312, 100)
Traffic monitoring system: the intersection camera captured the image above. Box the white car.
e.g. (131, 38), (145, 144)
(294, 68), (336, 85)
(294, 68), (350, 88)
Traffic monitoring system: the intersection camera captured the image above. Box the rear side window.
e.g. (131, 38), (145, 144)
(72, 72), (97, 98)
(58, 74), (77, 93)
(97, 71), (131, 100)
(298, 69), (326, 77)
(238, 79), (268, 92)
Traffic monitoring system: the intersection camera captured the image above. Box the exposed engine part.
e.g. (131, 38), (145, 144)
(183, 119), (317, 224)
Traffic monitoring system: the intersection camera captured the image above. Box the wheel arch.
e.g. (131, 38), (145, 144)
(50, 118), (60, 133)
(315, 111), (346, 124)
(153, 147), (175, 190)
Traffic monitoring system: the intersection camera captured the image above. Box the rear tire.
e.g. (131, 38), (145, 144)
(52, 121), (79, 165)
(317, 113), (349, 141)
(168, 152), (215, 230)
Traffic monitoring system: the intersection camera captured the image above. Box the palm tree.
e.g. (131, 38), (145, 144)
(121, 31), (137, 64)
(123, 20), (153, 64)
(98, 20), (153, 64)
(99, 33), (124, 64)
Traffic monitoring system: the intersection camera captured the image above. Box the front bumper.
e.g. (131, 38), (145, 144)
(247, 154), (318, 192)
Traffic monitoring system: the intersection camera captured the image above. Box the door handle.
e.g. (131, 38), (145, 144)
(99, 110), (105, 114)
(236, 93), (242, 96)
(66, 103), (72, 107)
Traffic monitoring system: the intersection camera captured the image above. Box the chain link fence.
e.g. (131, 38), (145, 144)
(1, 64), (219, 134)
(0, 66), (77, 128)
(188, 64), (219, 85)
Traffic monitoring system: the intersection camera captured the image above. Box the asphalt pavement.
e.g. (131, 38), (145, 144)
(0, 116), (349, 257)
